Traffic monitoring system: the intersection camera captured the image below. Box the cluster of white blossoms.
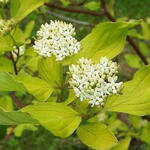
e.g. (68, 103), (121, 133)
(12, 45), (26, 58)
(69, 57), (123, 106)
(33, 20), (81, 61)
(0, 0), (9, 3)
(0, 19), (15, 36)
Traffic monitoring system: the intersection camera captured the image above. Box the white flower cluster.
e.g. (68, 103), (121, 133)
(69, 57), (123, 106)
(0, 19), (15, 36)
(33, 20), (81, 61)
(0, 0), (9, 3)
(12, 45), (25, 58)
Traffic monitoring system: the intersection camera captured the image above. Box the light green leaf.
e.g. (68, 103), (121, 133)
(0, 108), (38, 125)
(13, 124), (37, 137)
(106, 0), (115, 16)
(64, 90), (76, 105)
(66, 21), (139, 64)
(38, 57), (62, 87)
(84, 1), (100, 11)
(77, 122), (118, 150)
(141, 122), (150, 145)
(0, 71), (25, 92)
(139, 42), (149, 56)
(21, 102), (82, 138)
(124, 54), (143, 69)
(0, 35), (14, 52)
(105, 65), (150, 116)
(12, 0), (48, 21)
(111, 136), (131, 150)
(24, 21), (35, 38)
(0, 56), (14, 73)
(0, 96), (13, 111)
(16, 73), (53, 101)
(10, 0), (20, 17)
(141, 21), (150, 40)
(11, 27), (26, 44)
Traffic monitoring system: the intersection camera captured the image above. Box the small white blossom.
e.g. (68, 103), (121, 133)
(68, 57), (123, 107)
(12, 45), (25, 58)
(33, 20), (81, 61)
(0, 18), (15, 36)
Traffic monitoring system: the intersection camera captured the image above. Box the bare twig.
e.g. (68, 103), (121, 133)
(47, 10), (95, 27)
(10, 92), (23, 109)
(101, 0), (148, 65)
(45, 3), (105, 17)
(0, 125), (17, 150)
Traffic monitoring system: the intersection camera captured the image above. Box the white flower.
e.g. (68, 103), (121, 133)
(12, 45), (25, 58)
(68, 57), (123, 107)
(0, 18), (15, 36)
(33, 20), (81, 61)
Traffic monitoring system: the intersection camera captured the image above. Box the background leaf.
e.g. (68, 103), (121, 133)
(22, 102), (82, 138)
(0, 71), (25, 92)
(0, 108), (38, 125)
(105, 65), (150, 116)
(65, 21), (139, 64)
(77, 122), (118, 150)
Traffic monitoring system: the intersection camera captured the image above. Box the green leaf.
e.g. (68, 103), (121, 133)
(0, 35), (14, 52)
(111, 136), (131, 150)
(84, 1), (100, 11)
(24, 21), (35, 39)
(139, 42), (149, 56)
(0, 96), (13, 111)
(10, 0), (20, 17)
(0, 108), (38, 125)
(12, 0), (48, 21)
(0, 56), (14, 73)
(77, 122), (118, 150)
(141, 122), (150, 145)
(105, 65), (150, 116)
(66, 21), (139, 64)
(16, 73), (53, 101)
(141, 21), (150, 40)
(124, 54), (143, 69)
(38, 57), (62, 87)
(13, 124), (37, 137)
(0, 71), (25, 92)
(11, 27), (26, 44)
(21, 102), (82, 138)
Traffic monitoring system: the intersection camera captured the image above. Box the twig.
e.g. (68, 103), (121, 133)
(9, 52), (18, 75)
(10, 92), (23, 109)
(45, 3), (105, 17)
(0, 125), (17, 150)
(47, 10), (95, 27)
(101, 0), (148, 65)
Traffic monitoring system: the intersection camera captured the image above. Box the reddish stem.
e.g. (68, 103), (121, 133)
(0, 126), (16, 150)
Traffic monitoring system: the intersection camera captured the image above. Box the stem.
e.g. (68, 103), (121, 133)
(45, 3), (105, 17)
(9, 52), (18, 75)
(10, 92), (23, 109)
(0, 125), (16, 150)
(101, 0), (148, 65)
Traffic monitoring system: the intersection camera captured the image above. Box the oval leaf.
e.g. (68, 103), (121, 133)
(77, 122), (118, 150)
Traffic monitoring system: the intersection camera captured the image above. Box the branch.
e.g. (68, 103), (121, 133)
(9, 52), (18, 75)
(46, 10), (95, 27)
(45, 3), (105, 17)
(10, 92), (23, 109)
(101, 0), (148, 65)
(0, 125), (16, 150)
